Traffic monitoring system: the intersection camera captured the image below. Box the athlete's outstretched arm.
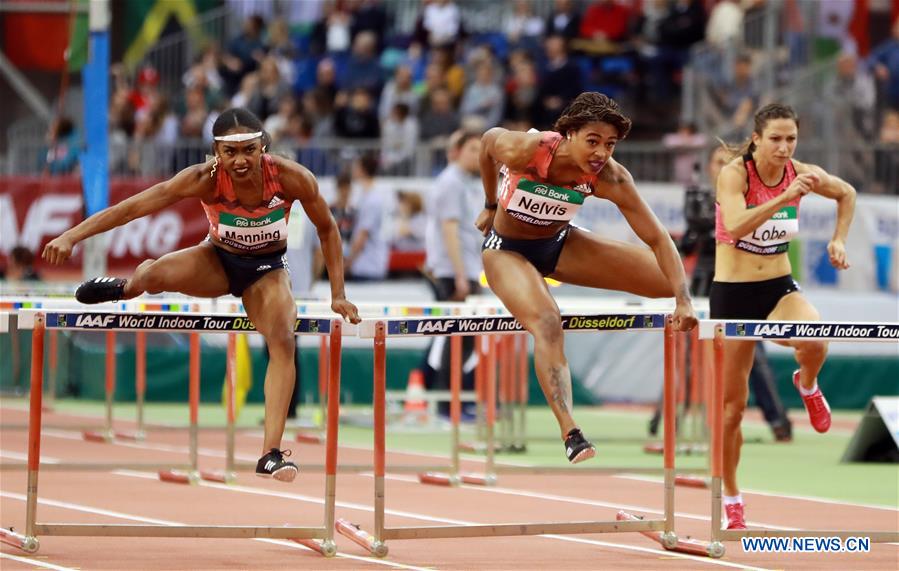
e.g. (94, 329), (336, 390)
(42, 163), (210, 264)
(606, 164), (697, 331)
(278, 158), (360, 323)
(799, 162), (856, 270)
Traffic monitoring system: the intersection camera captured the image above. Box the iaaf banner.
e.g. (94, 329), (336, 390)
(0, 176), (209, 272)
(44, 311), (331, 334)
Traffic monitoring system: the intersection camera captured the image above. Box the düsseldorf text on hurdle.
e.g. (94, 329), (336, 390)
(336, 311), (711, 558)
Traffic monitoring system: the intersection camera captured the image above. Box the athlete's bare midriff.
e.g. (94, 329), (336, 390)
(714, 243), (792, 282)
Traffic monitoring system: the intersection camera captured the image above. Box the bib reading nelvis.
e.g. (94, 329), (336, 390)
(504, 177), (585, 226)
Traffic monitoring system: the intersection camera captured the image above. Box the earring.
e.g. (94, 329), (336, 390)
(210, 155), (219, 178)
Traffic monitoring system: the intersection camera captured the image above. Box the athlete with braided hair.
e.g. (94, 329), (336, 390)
(43, 108), (361, 482)
(476, 92), (698, 463)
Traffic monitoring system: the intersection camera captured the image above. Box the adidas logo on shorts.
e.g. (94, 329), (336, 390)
(256, 264), (272, 272)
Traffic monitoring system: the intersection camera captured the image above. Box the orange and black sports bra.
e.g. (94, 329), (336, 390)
(201, 154), (292, 252)
(498, 131), (596, 227)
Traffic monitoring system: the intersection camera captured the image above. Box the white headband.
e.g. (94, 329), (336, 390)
(214, 131), (262, 142)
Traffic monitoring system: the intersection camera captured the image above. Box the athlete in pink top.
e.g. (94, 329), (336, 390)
(713, 103), (856, 530)
(43, 108), (361, 482)
(476, 92), (698, 463)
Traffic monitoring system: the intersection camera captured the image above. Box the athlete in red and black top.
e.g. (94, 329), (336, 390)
(43, 108), (360, 482)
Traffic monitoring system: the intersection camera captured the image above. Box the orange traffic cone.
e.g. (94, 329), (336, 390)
(403, 369), (428, 422)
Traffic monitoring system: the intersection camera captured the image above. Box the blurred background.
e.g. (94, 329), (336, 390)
(0, 0), (897, 413)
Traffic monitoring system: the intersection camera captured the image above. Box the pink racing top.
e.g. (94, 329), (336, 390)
(715, 154), (801, 256)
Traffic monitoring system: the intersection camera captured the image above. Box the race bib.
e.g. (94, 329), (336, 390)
(735, 205), (798, 255)
(218, 209), (288, 250)
(504, 178), (585, 226)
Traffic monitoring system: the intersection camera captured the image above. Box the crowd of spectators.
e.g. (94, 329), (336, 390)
(36, 0), (898, 196)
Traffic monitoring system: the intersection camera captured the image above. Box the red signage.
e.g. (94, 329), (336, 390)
(0, 176), (210, 273)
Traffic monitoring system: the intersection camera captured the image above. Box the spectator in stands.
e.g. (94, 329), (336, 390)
(314, 58), (340, 104)
(705, 0), (744, 49)
(874, 110), (899, 194)
(380, 102), (420, 175)
(230, 72), (260, 109)
(459, 60), (505, 129)
(417, 0), (462, 48)
(302, 89), (336, 139)
(661, 122), (707, 185)
(129, 96), (178, 176)
(825, 50), (877, 189)
(545, 0), (581, 41)
(331, 169), (357, 246)
(392, 190), (427, 252)
(379, 64), (420, 121)
(504, 0), (545, 50)
(222, 14), (266, 94)
(310, 0), (353, 56)
(431, 45), (466, 101)
(130, 66), (162, 125)
(265, 18), (298, 87)
(183, 46), (225, 102)
(343, 31), (384, 95)
(1, 246), (42, 281)
(264, 94), (298, 145)
(346, 154), (390, 280)
(651, 0), (706, 101)
(536, 34), (582, 129)
(43, 116), (79, 175)
(351, 0), (388, 52)
(248, 56), (290, 121)
(579, 0), (631, 44)
(504, 50), (539, 130)
(420, 87), (460, 142)
(335, 88), (380, 139)
(180, 85), (211, 139)
(709, 50), (758, 139)
(869, 19), (899, 111)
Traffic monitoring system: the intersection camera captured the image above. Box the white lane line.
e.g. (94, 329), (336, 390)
(113, 470), (770, 570)
(0, 552), (79, 571)
(36, 425), (899, 513)
(615, 475), (899, 513)
(0, 491), (432, 571)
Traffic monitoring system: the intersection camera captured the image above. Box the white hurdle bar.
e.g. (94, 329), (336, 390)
(700, 319), (899, 559)
(336, 311), (708, 558)
(0, 309), (349, 557)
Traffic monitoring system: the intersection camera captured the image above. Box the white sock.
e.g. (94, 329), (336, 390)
(723, 494), (743, 506)
(799, 382), (819, 396)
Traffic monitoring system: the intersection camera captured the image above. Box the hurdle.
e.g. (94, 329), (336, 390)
(339, 311), (691, 557)
(0, 309), (348, 557)
(700, 319), (899, 558)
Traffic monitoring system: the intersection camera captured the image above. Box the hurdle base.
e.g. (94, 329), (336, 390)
(460, 472), (496, 486)
(295, 432), (324, 445)
(418, 472), (459, 486)
(82, 430), (113, 443)
(674, 475), (709, 489)
(114, 430), (145, 442)
(158, 470), (199, 485)
(616, 511), (715, 557)
(458, 441), (503, 454)
(0, 528), (39, 553)
(199, 470), (235, 484)
(335, 518), (388, 558)
(292, 538), (337, 557)
(642, 442), (707, 456)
